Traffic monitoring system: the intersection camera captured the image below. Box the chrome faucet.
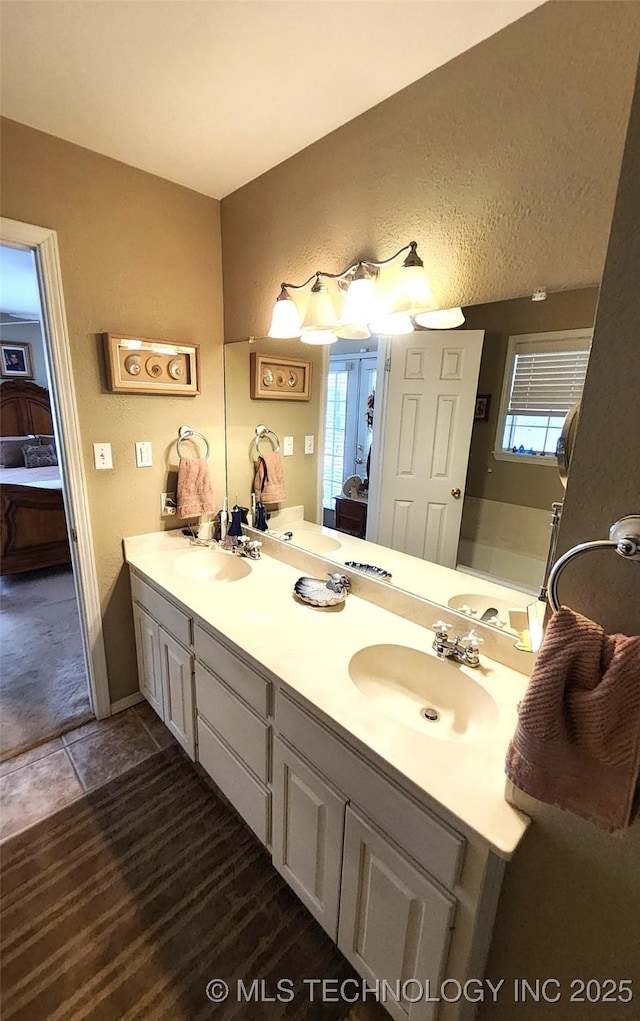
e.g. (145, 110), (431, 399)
(432, 621), (484, 668)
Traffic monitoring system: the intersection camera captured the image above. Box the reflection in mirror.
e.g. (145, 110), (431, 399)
(223, 286), (598, 635)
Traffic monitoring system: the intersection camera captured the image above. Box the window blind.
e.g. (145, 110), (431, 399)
(508, 345), (590, 415)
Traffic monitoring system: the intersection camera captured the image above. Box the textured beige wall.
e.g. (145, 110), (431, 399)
(464, 287), (599, 511)
(224, 338), (324, 518)
(0, 118), (225, 704)
(221, 2), (639, 342)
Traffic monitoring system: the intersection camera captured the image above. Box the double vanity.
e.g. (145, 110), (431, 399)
(124, 525), (532, 1021)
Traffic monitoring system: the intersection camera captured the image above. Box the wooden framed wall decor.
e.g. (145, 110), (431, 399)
(103, 334), (200, 395)
(250, 352), (311, 401)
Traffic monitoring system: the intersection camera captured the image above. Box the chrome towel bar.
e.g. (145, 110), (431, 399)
(548, 514), (640, 612)
(176, 424), (210, 461)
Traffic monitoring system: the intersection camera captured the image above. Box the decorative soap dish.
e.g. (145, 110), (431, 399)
(344, 561), (392, 581)
(294, 573), (351, 607)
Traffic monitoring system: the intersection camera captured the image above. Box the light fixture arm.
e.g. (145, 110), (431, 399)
(277, 241), (418, 292)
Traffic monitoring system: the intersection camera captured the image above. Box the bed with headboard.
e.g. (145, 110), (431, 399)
(0, 380), (71, 575)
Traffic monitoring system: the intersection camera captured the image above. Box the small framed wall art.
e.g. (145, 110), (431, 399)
(250, 352), (311, 401)
(103, 334), (200, 395)
(1, 342), (33, 378)
(474, 394), (491, 421)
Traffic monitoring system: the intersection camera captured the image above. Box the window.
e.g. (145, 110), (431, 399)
(494, 329), (591, 464)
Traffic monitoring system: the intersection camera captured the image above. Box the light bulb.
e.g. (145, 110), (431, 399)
(268, 285), (302, 338)
(301, 277), (338, 333)
(336, 268), (379, 340)
(398, 263), (433, 311)
(414, 307), (465, 329)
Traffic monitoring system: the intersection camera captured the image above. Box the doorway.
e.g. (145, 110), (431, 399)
(322, 344), (377, 529)
(0, 218), (110, 763)
(0, 246), (93, 758)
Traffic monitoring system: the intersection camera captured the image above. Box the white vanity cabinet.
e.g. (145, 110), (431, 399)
(274, 689), (501, 1021)
(193, 623), (272, 846)
(127, 560), (512, 1021)
(131, 572), (195, 758)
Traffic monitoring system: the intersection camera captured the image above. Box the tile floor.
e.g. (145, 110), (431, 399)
(0, 701), (175, 842)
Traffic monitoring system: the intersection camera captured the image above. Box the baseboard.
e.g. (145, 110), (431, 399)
(110, 692), (144, 715)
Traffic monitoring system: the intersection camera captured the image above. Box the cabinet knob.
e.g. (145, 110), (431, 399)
(451, 487), (461, 499)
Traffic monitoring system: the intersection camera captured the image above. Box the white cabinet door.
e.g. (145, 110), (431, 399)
(133, 603), (163, 717)
(159, 627), (195, 758)
(272, 737), (345, 940)
(338, 807), (455, 1021)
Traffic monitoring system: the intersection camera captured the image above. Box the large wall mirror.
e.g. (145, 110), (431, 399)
(223, 284), (598, 625)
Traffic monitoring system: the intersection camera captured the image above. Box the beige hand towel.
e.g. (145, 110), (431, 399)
(506, 607), (640, 832)
(176, 457), (215, 518)
(253, 451), (286, 504)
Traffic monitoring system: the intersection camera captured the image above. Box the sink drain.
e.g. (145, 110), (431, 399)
(421, 706), (440, 723)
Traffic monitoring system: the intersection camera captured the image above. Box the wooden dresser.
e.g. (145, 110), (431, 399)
(334, 496), (367, 539)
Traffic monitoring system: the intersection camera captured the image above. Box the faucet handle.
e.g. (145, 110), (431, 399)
(432, 620), (452, 635)
(462, 629), (484, 650)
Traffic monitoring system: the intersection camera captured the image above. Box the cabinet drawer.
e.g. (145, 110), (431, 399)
(195, 663), (270, 782)
(197, 716), (270, 846)
(194, 624), (270, 717)
(276, 692), (465, 891)
(131, 572), (191, 647)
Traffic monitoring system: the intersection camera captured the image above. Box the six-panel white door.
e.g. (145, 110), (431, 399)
(272, 737), (346, 940)
(369, 330), (484, 567)
(338, 806), (456, 1021)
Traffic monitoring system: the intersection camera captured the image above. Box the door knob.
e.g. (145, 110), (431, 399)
(451, 487), (461, 499)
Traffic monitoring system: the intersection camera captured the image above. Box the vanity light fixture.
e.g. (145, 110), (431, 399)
(267, 240), (460, 344)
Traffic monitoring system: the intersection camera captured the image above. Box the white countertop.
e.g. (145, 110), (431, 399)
(124, 529), (530, 858)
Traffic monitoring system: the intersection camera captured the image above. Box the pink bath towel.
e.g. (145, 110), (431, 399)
(176, 457), (215, 518)
(506, 607), (640, 832)
(253, 451), (286, 504)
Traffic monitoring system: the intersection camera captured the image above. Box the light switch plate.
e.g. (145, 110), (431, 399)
(283, 435), (294, 456)
(304, 435), (314, 454)
(93, 442), (113, 470)
(135, 441), (153, 467)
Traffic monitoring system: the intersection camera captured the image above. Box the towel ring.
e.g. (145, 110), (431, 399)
(254, 424), (280, 454)
(547, 514), (640, 612)
(176, 424), (210, 462)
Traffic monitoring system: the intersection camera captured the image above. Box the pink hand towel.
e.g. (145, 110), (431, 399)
(506, 607), (640, 831)
(176, 457), (215, 518)
(253, 451), (286, 504)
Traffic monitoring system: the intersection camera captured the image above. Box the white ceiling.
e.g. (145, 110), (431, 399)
(0, 0), (544, 199)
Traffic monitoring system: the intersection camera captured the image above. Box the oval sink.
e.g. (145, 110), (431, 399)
(348, 644), (499, 742)
(173, 549), (252, 582)
(448, 593), (520, 632)
(291, 530), (342, 554)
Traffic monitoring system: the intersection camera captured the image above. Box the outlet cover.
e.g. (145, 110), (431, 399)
(283, 435), (294, 456)
(161, 492), (177, 516)
(93, 442), (113, 470)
